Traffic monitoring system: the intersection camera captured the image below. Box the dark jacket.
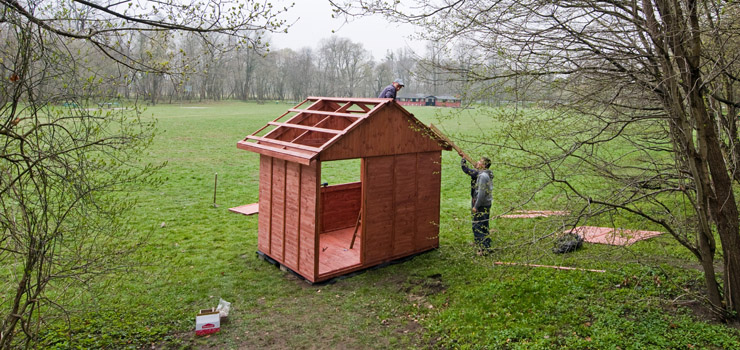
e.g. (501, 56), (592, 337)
(474, 169), (493, 211)
(378, 84), (397, 100)
(461, 159), (479, 201)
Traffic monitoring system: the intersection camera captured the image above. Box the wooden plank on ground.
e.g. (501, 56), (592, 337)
(229, 203), (259, 215)
(567, 226), (664, 246)
(494, 261), (606, 273)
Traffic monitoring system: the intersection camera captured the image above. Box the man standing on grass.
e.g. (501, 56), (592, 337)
(461, 155), (493, 255)
(378, 78), (404, 100)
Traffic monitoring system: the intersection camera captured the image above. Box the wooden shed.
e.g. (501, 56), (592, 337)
(238, 97), (451, 283)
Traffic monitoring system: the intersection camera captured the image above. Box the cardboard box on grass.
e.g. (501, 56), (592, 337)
(195, 309), (220, 336)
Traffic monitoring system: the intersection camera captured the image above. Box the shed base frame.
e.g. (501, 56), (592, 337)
(256, 248), (437, 285)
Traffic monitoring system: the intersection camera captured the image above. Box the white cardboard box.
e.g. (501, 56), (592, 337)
(195, 309), (220, 336)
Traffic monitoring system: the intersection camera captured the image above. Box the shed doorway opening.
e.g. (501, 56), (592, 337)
(319, 158), (362, 277)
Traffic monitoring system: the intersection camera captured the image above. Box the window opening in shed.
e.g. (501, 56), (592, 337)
(318, 158), (362, 277)
(321, 158), (360, 184)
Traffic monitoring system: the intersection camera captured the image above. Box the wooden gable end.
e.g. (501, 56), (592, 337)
(320, 103), (446, 161)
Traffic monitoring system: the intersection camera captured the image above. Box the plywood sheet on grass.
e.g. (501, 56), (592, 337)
(567, 226), (663, 246)
(229, 203), (259, 215)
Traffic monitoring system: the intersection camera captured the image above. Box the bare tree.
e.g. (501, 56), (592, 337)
(0, 0), (289, 347)
(331, 0), (740, 318)
(394, 48), (417, 92)
(318, 37), (372, 97)
(289, 47), (316, 100)
(422, 41), (445, 96)
(252, 51), (277, 101)
(372, 57), (395, 96)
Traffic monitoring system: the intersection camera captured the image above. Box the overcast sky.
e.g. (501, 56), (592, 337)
(269, 0), (425, 60)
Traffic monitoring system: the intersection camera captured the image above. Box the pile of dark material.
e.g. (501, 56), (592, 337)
(552, 233), (584, 254)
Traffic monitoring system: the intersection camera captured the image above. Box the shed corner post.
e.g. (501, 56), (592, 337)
(360, 157), (367, 265)
(313, 158), (321, 282)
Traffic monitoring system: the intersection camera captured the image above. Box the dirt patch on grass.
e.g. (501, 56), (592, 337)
(402, 273), (446, 297)
(680, 300), (723, 323)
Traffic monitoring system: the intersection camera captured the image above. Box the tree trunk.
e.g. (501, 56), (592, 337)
(698, 99), (740, 316)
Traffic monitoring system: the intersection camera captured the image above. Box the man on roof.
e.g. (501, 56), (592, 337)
(378, 78), (404, 100)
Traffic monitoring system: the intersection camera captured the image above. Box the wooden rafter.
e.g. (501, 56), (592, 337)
(246, 135), (322, 152)
(258, 98), (322, 140)
(429, 124), (473, 163)
(355, 103), (371, 112)
(267, 122), (343, 134)
(237, 141), (314, 165)
(336, 101), (353, 113)
(292, 114), (336, 145)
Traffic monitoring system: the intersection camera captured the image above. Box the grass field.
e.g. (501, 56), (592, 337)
(37, 100), (740, 349)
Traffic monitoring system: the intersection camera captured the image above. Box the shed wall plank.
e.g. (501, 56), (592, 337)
(415, 151), (442, 250)
(283, 162), (301, 270)
(393, 154), (417, 255)
(271, 159), (286, 261)
(299, 161), (318, 280)
(258, 155), (272, 254)
(363, 156), (395, 265)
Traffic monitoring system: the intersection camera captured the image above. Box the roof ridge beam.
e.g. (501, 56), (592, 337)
(287, 108), (365, 118)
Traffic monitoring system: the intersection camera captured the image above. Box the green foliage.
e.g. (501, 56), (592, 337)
(29, 101), (740, 349)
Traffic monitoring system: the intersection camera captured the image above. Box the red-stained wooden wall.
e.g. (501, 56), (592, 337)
(320, 182), (361, 233)
(320, 104), (444, 161)
(362, 151), (441, 266)
(258, 155), (319, 280)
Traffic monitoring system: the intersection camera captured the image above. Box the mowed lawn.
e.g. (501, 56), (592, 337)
(40, 101), (740, 349)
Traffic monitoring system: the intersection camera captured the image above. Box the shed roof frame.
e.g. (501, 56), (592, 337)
(237, 97), (451, 165)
